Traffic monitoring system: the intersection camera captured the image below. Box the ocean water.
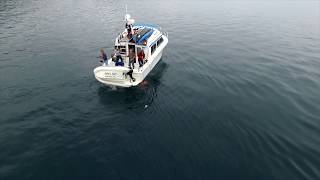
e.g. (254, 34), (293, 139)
(1, 0), (320, 179)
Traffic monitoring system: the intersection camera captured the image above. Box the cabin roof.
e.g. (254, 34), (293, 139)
(133, 28), (154, 45)
(116, 25), (161, 47)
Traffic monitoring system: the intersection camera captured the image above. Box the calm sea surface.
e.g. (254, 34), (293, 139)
(1, 0), (320, 179)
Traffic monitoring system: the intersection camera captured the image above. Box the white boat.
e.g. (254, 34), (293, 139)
(93, 12), (168, 87)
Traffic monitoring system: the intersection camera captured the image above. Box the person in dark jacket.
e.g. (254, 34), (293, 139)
(126, 67), (135, 82)
(126, 23), (132, 39)
(99, 48), (108, 65)
(128, 49), (136, 69)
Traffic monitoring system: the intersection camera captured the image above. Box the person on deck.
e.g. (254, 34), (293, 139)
(125, 23), (130, 32)
(126, 67), (135, 82)
(128, 49), (136, 69)
(115, 49), (124, 66)
(137, 49), (145, 67)
(99, 48), (108, 65)
(126, 23), (132, 39)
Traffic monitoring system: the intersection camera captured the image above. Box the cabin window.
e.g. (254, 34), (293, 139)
(151, 44), (156, 55)
(156, 37), (164, 48)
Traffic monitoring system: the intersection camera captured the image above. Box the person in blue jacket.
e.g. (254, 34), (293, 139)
(112, 49), (124, 66)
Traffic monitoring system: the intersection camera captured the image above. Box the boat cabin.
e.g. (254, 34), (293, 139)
(114, 24), (164, 64)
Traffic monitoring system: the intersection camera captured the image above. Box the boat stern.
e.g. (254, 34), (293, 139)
(93, 66), (135, 87)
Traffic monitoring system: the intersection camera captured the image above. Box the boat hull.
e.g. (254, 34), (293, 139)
(94, 32), (168, 87)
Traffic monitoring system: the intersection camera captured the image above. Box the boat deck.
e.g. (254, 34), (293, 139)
(103, 58), (146, 73)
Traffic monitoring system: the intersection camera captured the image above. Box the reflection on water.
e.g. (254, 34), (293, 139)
(97, 60), (168, 109)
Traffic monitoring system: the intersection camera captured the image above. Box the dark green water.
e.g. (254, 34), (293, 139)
(1, 0), (320, 179)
